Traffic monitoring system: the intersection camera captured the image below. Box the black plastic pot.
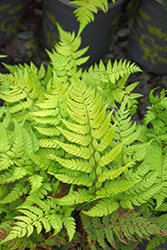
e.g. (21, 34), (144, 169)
(128, 0), (167, 75)
(137, 238), (167, 249)
(43, 0), (125, 65)
(0, 0), (26, 46)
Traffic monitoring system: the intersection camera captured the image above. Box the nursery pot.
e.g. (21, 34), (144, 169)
(0, 0), (26, 46)
(128, 0), (167, 75)
(43, 0), (125, 65)
(137, 237), (167, 249)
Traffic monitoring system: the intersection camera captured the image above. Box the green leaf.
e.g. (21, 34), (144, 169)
(11, 120), (25, 158)
(49, 155), (93, 173)
(98, 142), (124, 167)
(63, 216), (76, 241)
(51, 173), (93, 187)
(83, 199), (119, 217)
(47, 214), (62, 235)
(57, 188), (94, 205)
(55, 141), (92, 159)
(28, 175), (44, 193)
(98, 162), (134, 182)
(0, 123), (10, 152)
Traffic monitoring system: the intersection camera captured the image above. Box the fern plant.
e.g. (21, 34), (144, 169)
(70, 0), (115, 33)
(0, 5), (167, 250)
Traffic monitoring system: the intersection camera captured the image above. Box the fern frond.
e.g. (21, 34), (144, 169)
(0, 123), (10, 153)
(28, 153), (53, 171)
(62, 216), (76, 241)
(4, 166), (27, 183)
(10, 120), (25, 158)
(38, 139), (59, 148)
(71, 0), (108, 32)
(30, 108), (59, 117)
(47, 24), (89, 79)
(0, 154), (13, 171)
(57, 126), (91, 146)
(28, 175), (44, 194)
(83, 59), (142, 113)
(83, 198), (119, 217)
(98, 162), (134, 182)
(55, 140), (92, 159)
(49, 155), (93, 173)
(51, 173), (93, 187)
(96, 179), (140, 197)
(98, 142), (124, 167)
(34, 126), (61, 136)
(57, 188), (94, 205)
(62, 119), (89, 135)
(0, 181), (28, 204)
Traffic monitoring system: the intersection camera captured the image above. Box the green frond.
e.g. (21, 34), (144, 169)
(61, 119), (89, 135)
(55, 140), (93, 159)
(129, 185), (163, 206)
(83, 59), (142, 113)
(63, 216), (76, 241)
(47, 24), (89, 77)
(34, 126), (61, 136)
(1, 109), (11, 129)
(30, 108), (59, 117)
(49, 155), (93, 173)
(98, 142), (124, 167)
(10, 120), (25, 158)
(57, 126), (91, 146)
(0, 181), (28, 204)
(4, 166), (27, 183)
(40, 217), (51, 233)
(83, 198), (119, 217)
(0, 123), (10, 153)
(28, 153), (54, 171)
(28, 175), (44, 194)
(0, 90), (27, 103)
(50, 173), (93, 187)
(57, 188), (94, 205)
(23, 128), (39, 154)
(38, 139), (59, 148)
(46, 214), (62, 235)
(71, 0), (108, 32)
(95, 227), (107, 249)
(98, 162), (134, 182)
(32, 116), (61, 125)
(0, 154), (13, 171)
(91, 108), (112, 138)
(9, 98), (33, 114)
(0, 171), (13, 184)
(67, 108), (88, 125)
(104, 224), (116, 249)
(96, 179), (140, 197)
(26, 183), (52, 203)
(94, 122), (116, 152)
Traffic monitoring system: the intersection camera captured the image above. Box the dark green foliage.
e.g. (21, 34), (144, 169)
(162, 0), (167, 13)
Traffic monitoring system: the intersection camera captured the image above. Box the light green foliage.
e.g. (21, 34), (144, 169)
(70, 0), (109, 33)
(0, 10), (167, 250)
(83, 59), (143, 115)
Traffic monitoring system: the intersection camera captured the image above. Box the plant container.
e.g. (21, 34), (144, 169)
(128, 0), (167, 75)
(0, 0), (27, 46)
(43, 0), (125, 65)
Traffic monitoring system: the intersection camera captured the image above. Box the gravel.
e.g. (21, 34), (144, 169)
(0, 0), (166, 123)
